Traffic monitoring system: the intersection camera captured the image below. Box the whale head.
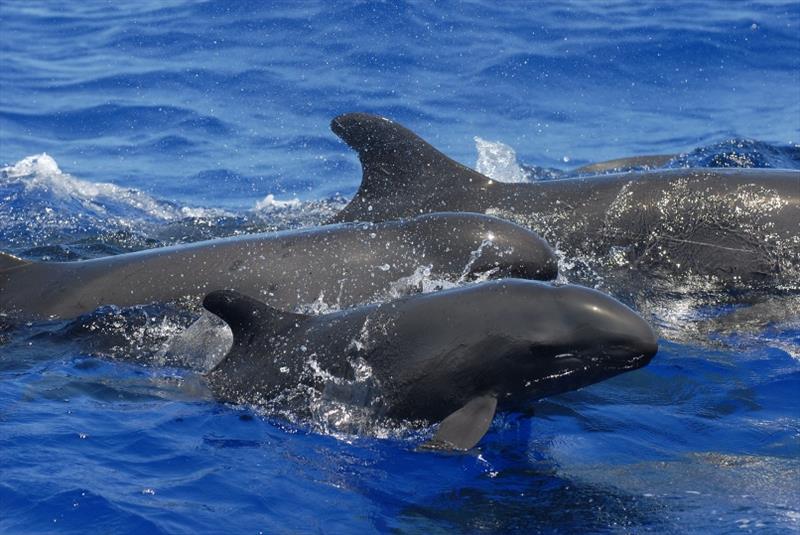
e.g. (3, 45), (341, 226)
(508, 282), (658, 398)
(381, 280), (657, 421)
(357, 279), (657, 451)
(405, 213), (558, 281)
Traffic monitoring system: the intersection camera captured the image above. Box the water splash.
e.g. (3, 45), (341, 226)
(474, 137), (531, 183)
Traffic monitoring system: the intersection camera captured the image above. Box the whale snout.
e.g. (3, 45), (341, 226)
(607, 307), (658, 368)
(465, 218), (559, 282)
(600, 319), (658, 370)
(555, 285), (658, 368)
(409, 213), (559, 282)
(629, 321), (659, 365)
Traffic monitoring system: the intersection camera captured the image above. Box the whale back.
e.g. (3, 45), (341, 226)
(0, 252), (30, 272)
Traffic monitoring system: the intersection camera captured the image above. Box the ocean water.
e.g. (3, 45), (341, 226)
(1, 1), (799, 533)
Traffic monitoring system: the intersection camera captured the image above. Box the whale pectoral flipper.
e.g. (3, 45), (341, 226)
(0, 252), (30, 272)
(422, 394), (498, 451)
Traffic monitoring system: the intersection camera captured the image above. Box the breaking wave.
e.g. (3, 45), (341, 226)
(0, 154), (346, 258)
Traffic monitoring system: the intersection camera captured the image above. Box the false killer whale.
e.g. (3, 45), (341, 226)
(202, 279), (658, 450)
(0, 213), (557, 320)
(329, 113), (800, 290)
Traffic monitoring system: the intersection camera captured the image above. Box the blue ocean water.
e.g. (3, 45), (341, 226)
(1, 1), (799, 533)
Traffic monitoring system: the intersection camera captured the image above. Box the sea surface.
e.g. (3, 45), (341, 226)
(1, 1), (799, 533)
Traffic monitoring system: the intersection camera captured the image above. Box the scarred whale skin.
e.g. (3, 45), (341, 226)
(203, 279), (658, 451)
(0, 213), (557, 320)
(329, 113), (800, 289)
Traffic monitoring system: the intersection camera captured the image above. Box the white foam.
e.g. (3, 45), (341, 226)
(254, 193), (302, 210)
(1, 153), (227, 223)
(3, 153), (62, 178)
(250, 193), (347, 229)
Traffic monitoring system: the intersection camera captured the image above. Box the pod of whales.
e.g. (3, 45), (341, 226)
(329, 113), (800, 290)
(0, 115), (670, 452)
(0, 213), (557, 320)
(203, 279), (658, 450)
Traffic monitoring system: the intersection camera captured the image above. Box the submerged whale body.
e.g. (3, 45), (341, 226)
(0, 213), (557, 320)
(203, 279), (658, 450)
(329, 113), (800, 291)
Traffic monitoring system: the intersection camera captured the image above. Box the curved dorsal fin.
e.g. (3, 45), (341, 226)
(0, 252), (31, 272)
(202, 290), (310, 344)
(329, 113), (491, 222)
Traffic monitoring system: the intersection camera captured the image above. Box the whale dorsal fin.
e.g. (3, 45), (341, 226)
(202, 290), (310, 344)
(0, 252), (31, 272)
(329, 112), (491, 222)
(421, 394), (498, 451)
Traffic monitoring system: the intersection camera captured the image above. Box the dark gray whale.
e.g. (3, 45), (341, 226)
(203, 279), (658, 450)
(329, 113), (800, 290)
(0, 213), (557, 320)
(571, 154), (675, 174)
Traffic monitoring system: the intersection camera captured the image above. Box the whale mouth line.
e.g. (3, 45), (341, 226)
(524, 350), (652, 388)
(570, 347), (655, 372)
(606, 349), (654, 365)
(608, 352), (652, 370)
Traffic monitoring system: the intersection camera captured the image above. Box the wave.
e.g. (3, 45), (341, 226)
(0, 104), (230, 141)
(0, 154), (345, 258)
